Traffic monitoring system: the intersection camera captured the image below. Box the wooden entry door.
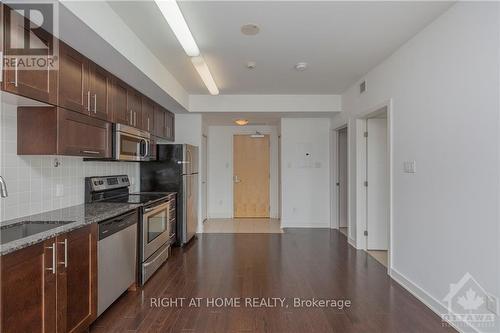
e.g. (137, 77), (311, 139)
(233, 135), (270, 218)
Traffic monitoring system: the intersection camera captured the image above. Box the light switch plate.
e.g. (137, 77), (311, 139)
(403, 160), (416, 173)
(55, 184), (64, 197)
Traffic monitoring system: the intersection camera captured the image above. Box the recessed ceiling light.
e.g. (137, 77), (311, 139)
(241, 24), (260, 36)
(235, 119), (249, 126)
(295, 62), (308, 71)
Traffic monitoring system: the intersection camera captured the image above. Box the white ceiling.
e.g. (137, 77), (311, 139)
(109, 1), (453, 95)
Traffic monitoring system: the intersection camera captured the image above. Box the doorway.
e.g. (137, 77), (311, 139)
(233, 134), (270, 218)
(364, 109), (390, 268)
(337, 127), (348, 237)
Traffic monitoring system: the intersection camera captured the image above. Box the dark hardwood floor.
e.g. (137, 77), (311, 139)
(91, 229), (455, 333)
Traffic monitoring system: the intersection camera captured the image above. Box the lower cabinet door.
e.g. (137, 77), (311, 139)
(0, 238), (57, 333)
(57, 224), (98, 333)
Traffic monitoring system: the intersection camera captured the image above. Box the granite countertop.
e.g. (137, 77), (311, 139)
(0, 202), (142, 256)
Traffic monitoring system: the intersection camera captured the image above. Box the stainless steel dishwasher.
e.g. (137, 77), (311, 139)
(97, 210), (138, 316)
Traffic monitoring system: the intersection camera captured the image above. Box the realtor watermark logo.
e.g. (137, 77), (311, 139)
(442, 272), (496, 329)
(2, 1), (59, 75)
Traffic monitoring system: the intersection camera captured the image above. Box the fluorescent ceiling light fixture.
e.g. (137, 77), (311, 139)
(191, 56), (219, 95)
(235, 119), (249, 126)
(155, 0), (200, 57)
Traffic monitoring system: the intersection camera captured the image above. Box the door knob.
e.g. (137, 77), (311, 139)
(233, 176), (241, 183)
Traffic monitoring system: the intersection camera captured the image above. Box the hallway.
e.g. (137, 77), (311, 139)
(91, 230), (454, 333)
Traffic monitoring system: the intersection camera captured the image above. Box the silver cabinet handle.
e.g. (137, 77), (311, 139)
(87, 91), (91, 112)
(134, 111), (137, 126)
(81, 150), (100, 155)
(58, 239), (68, 268)
(14, 58), (18, 87)
(46, 242), (56, 274)
(147, 117), (150, 131)
(9, 58), (18, 87)
(93, 94), (97, 113)
(130, 109), (133, 125)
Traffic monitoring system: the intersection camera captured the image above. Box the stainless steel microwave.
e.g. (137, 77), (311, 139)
(113, 124), (156, 161)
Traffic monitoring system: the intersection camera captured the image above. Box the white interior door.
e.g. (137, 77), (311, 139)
(338, 128), (348, 228)
(202, 135), (208, 222)
(366, 118), (389, 250)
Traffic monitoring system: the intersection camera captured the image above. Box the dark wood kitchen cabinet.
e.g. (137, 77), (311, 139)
(17, 106), (112, 158)
(56, 224), (98, 333)
(0, 224), (97, 333)
(127, 87), (142, 129)
(153, 104), (175, 141)
(89, 63), (112, 121)
(2, 5), (58, 105)
(58, 42), (90, 114)
(165, 111), (175, 141)
(111, 77), (130, 126)
(154, 104), (165, 138)
(1, 238), (57, 333)
(141, 96), (155, 133)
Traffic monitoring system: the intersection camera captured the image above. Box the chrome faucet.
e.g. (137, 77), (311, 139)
(0, 176), (8, 198)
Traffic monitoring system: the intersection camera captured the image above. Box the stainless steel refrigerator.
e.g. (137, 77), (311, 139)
(140, 144), (198, 246)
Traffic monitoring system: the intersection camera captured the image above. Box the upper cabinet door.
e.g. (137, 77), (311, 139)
(2, 6), (57, 105)
(141, 96), (154, 133)
(58, 42), (89, 114)
(89, 63), (111, 121)
(127, 88), (142, 129)
(112, 78), (130, 126)
(57, 108), (112, 158)
(154, 104), (166, 138)
(166, 112), (175, 141)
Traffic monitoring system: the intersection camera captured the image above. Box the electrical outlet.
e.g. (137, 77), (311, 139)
(486, 294), (499, 315)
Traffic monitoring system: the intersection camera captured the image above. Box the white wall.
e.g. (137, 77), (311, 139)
(207, 125), (279, 219)
(281, 118), (330, 227)
(333, 2), (499, 330)
(0, 102), (139, 222)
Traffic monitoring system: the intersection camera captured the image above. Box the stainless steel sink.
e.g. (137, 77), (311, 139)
(1, 221), (75, 244)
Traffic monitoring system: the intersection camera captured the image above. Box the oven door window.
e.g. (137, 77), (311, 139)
(120, 135), (147, 159)
(147, 209), (168, 243)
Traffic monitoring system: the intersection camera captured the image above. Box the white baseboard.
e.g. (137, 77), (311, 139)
(390, 268), (479, 333)
(347, 237), (357, 248)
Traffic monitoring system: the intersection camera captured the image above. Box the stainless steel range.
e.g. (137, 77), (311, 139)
(85, 175), (176, 286)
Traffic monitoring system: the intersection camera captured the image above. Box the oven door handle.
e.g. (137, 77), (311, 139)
(143, 245), (169, 268)
(144, 201), (170, 214)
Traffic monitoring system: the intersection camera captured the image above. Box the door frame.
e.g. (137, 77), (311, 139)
(201, 134), (208, 222)
(331, 124), (349, 233)
(355, 99), (393, 272)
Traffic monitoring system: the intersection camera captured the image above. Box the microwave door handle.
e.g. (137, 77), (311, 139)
(143, 140), (149, 159)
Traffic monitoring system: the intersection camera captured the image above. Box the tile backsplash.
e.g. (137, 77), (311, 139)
(0, 102), (140, 222)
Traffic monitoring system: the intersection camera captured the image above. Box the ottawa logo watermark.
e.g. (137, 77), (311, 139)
(1, 1), (59, 76)
(442, 272), (497, 330)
